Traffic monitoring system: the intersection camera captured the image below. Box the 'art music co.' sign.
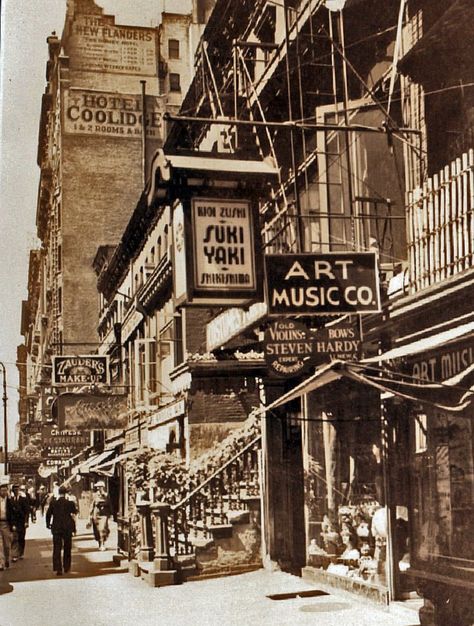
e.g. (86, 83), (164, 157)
(265, 253), (380, 316)
(52, 355), (109, 385)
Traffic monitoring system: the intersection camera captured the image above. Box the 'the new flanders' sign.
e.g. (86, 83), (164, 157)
(53, 355), (109, 385)
(266, 252), (380, 315)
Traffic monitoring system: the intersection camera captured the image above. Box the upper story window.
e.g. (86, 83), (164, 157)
(168, 39), (180, 59)
(169, 73), (181, 92)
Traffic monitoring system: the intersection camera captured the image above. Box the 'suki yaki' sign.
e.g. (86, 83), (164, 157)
(265, 253), (380, 315)
(173, 197), (263, 306)
(53, 355), (109, 385)
(193, 199), (256, 292)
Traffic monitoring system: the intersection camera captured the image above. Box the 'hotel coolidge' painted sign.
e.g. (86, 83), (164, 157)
(266, 252), (380, 315)
(173, 198), (263, 306)
(53, 355), (109, 385)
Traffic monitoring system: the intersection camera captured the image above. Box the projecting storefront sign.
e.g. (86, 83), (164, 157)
(41, 427), (90, 462)
(172, 197), (263, 306)
(52, 355), (109, 385)
(54, 393), (128, 430)
(313, 319), (362, 362)
(265, 253), (380, 315)
(264, 317), (362, 377)
(264, 319), (314, 377)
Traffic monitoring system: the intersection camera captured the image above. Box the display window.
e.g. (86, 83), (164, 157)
(409, 407), (474, 580)
(303, 382), (389, 588)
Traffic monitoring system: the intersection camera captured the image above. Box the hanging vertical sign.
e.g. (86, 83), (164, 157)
(172, 197), (263, 306)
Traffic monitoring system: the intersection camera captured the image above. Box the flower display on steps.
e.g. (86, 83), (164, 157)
(126, 413), (261, 557)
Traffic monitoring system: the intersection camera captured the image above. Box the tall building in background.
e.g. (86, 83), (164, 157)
(17, 0), (210, 465)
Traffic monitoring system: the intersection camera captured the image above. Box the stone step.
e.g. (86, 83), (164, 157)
(139, 560), (178, 588)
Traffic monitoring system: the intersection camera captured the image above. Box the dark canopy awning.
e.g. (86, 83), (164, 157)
(267, 359), (474, 415)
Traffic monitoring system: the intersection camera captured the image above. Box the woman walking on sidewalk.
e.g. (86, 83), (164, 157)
(89, 481), (112, 551)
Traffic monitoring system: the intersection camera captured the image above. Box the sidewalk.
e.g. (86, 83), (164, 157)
(0, 516), (420, 626)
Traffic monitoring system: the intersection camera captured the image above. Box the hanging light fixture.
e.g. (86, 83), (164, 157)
(325, 0), (347, 11)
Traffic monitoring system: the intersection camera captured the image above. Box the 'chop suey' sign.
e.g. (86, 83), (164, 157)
(265, 253), (380, 315)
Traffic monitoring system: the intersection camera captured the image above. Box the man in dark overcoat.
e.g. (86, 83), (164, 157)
(46, 485), (77, 575)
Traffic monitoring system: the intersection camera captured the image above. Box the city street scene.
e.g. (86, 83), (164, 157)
(0, 0), (473, 624)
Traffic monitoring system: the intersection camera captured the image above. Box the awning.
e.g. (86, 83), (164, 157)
(267, 361), (344, 409)
(59, 474), (76, 489)
(92, 449), (141, 475)
(267, 359), (474, 415)
(364, 320), (474, 363)
(58, 446), (94, 472)
(76, 450), (116, 475)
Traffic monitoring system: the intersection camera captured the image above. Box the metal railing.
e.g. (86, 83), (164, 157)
(160, 435), (262, 558)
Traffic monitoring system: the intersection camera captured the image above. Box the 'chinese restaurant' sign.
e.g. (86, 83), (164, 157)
(53, 355), (109, 386)
(41, 426), (90, 461)
(64, 89), (165, 139)
(264, 317), (362, 377)
(68, 13), (157, 76)
(173, 198), (263, 306)
(265, 253), (380, 316)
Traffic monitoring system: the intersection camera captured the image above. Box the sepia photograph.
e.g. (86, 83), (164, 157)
(0, 1), (472, 624)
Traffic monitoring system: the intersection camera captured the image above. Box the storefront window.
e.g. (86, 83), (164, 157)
(410, 408), (474, 577)
(303, 382), (388, 587)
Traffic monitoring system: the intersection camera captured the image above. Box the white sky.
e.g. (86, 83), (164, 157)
(0, 0), (191, 447)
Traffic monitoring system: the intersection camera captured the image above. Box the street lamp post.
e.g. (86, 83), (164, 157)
(0, 362), (8, 475)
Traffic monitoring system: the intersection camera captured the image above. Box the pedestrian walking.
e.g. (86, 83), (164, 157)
(10, 484), (30, 561)
(26, 480), (37, 522)
(0, 483), (14, 571)
(45, 485), (77, 575)
(37, 485), (46, 515)
(89, 481), (112, 551)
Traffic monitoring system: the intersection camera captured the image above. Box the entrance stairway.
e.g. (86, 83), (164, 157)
(127, 431), (262, 587)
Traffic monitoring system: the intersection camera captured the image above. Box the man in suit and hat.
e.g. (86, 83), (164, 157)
(0, 483), (14, 570)
(46, 485), (77, 575)
(10, 484), (30, 561)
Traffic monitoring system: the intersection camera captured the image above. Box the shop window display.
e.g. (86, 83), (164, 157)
(304, 384), (388, 587)
(410, 408), (474, 577)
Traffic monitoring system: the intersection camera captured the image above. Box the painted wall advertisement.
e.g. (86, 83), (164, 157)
(265, 252), (380, 316)
(64, 89), (165, 139)
(264, 317), (361, 377)
(53, 355), (109, 385)
(67, 13), (157, 76)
